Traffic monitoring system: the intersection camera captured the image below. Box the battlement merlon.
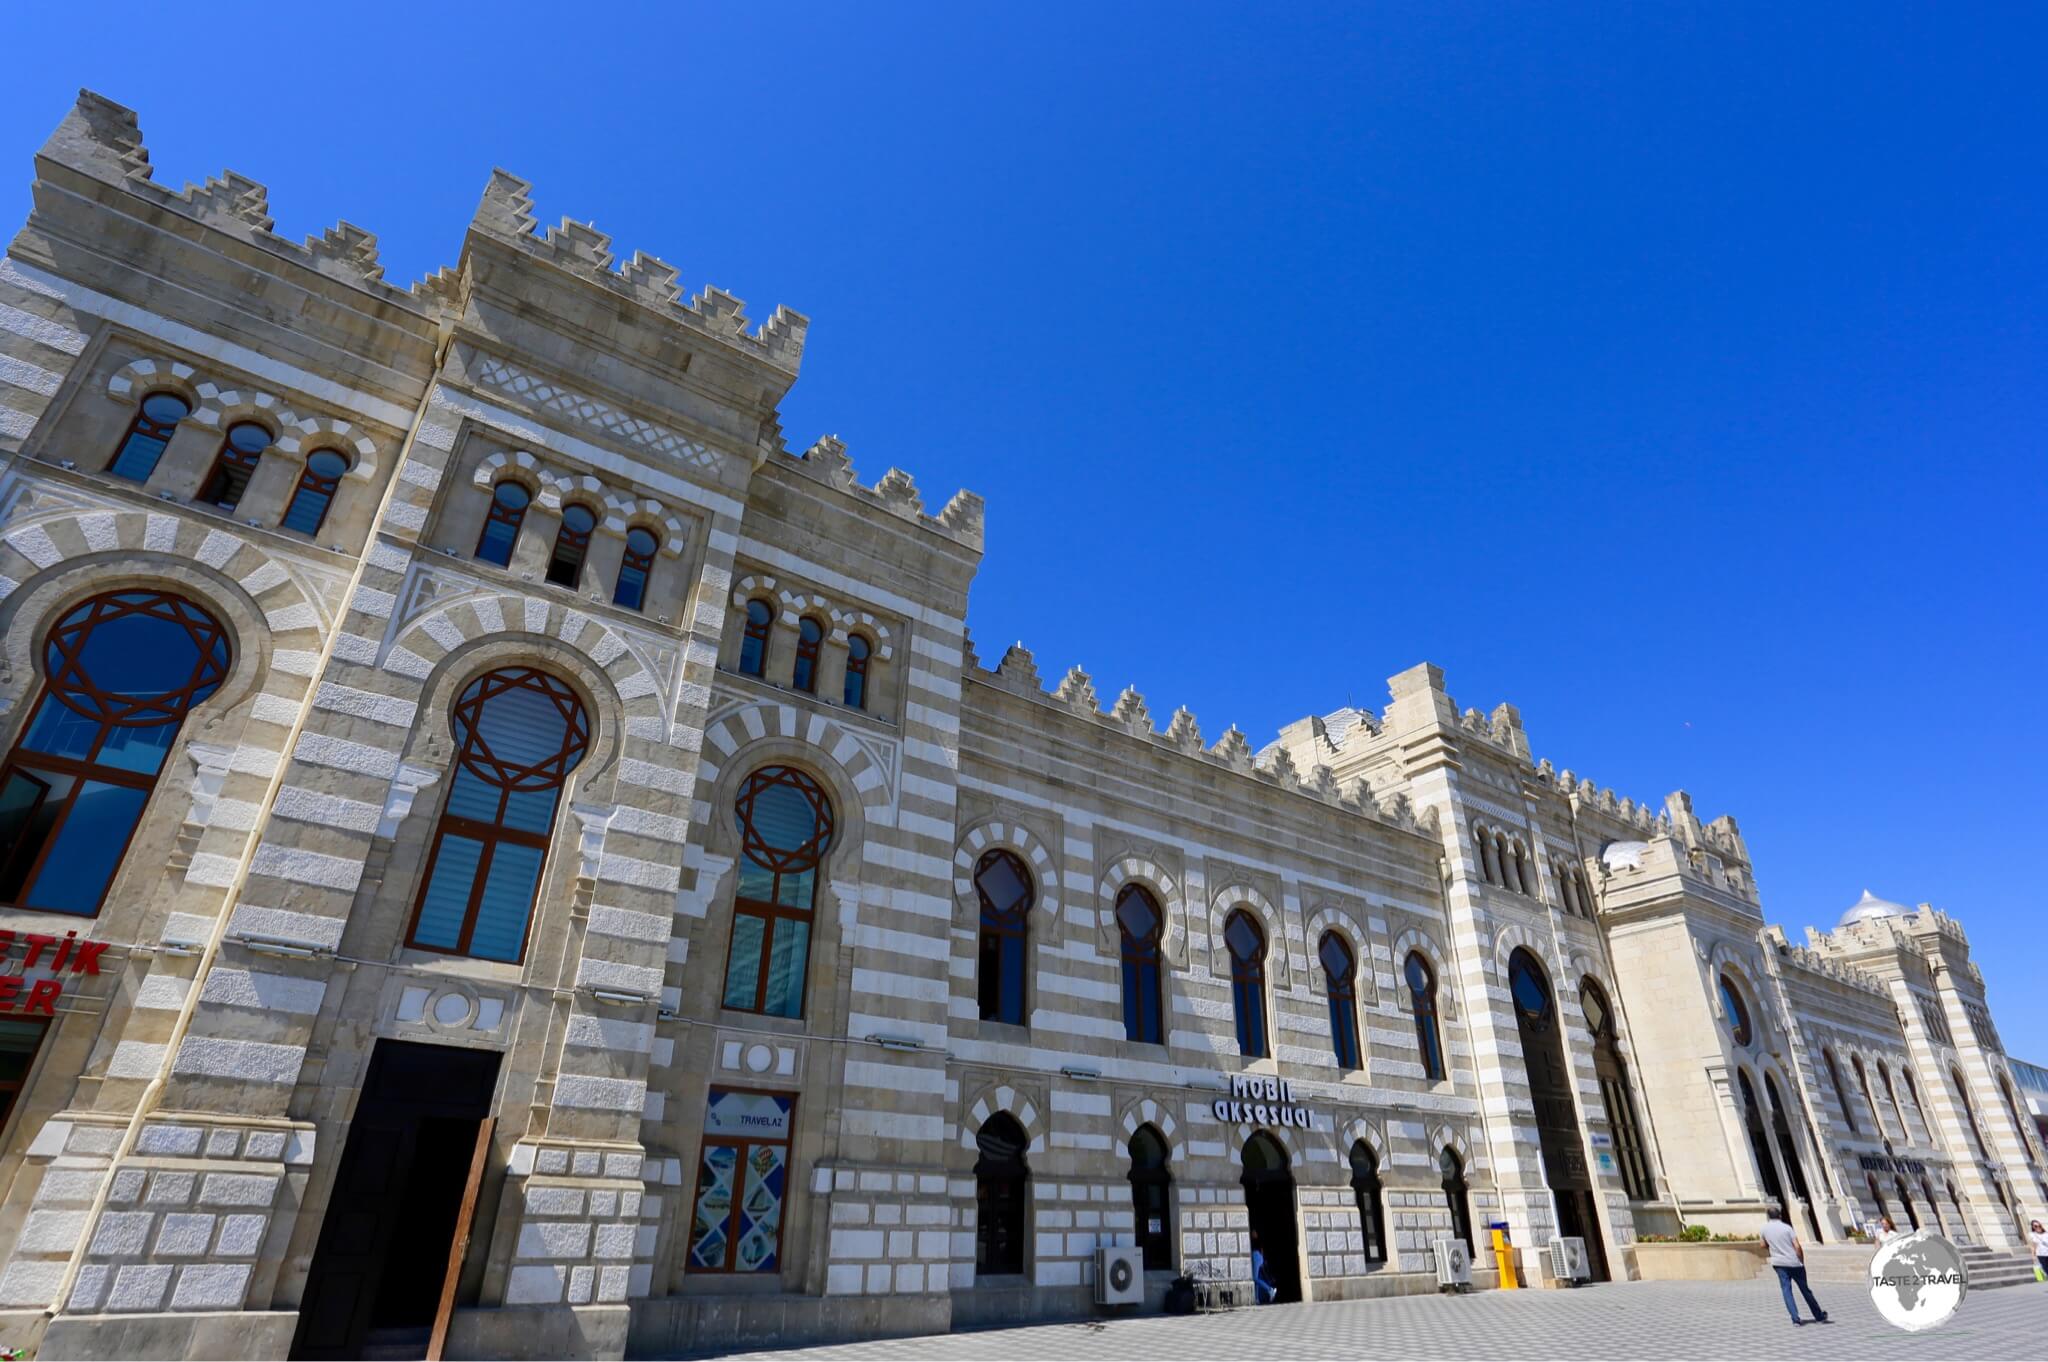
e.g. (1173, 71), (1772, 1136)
(466, 169), (809, 383)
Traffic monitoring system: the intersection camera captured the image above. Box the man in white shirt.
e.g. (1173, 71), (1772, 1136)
(1762, 1204), (1830, 1325)
(2029, 1218), (2047, 1279)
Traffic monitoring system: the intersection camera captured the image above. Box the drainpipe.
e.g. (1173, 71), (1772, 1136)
(47, 349), (450, 1318)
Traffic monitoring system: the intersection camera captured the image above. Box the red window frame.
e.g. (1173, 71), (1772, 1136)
(282, 448), (349, 536)
(720, 765), (833, 1018)
(791, 618), (824, 694)
(107, 391), (189, 482)
(738, 600), (774, 677)
(475, 481), (531, 565)
(686, 1086), (797, 1274)
(0, 590), (230, 917)
(842, 634), (871, 709)
(199, 421), (272, 510)
(547, 504), (597, 588)
(614, 527), (657, 611)
(404, 667), (589, 964)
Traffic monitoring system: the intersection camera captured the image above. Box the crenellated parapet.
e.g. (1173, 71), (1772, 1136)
(468, 169), (808, 375)
(37, 90), (453, 313)
(776, 436), (983, 550)
(965, 651), (1429, 833)
(1764, 926), (1892, 998)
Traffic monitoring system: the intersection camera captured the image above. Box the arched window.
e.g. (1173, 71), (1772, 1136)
(1224, 909), (1268, 1059)
(791, 617), (824, 694)
(721, 766), (832, 1018)
(737, 599), (773, 677)
(974, 849), (1030, 1026)
(1128, 1124), (1173, 1271)
(1895, 1177), (1920, 1230)
(198, 421), (271, 510)
(1582, 979), (1653, 1200)
(1439, 1148), (1473, 1253)
(1406, 951), (1445, 1082)
(475, 481), (530, 566)
(1349, 1140), (1387, 1263)
(613, 527), (657, 611)
(1509, 841), (1530, 895)
(842, 634), (871, 710)
(1879, 1062), (1908, 1142)
(1116, 884), (1165, 1045)
(1556, 861), (1580, 916)
(1319, 931), (1361, 1070)
(975, 1113), (1028, 1277)
(1866, 1173), (1888, 1224)
(1718, 973), (1752, 1046)
(1853, 1056), (1888, 1140)
(546, 504), (596, 588)
(108, 391), (189, 482)
(407, 668), (589, 963)
(0, 590), (228, 916)
(281, 449), (348, 537)
(1824, 1050), (1859, 1133)
(1998, 1075), (2035, 1162)
(1901, 1071), (1929, 1143)
(1477, 829), (1501, 885)
(1951, 1068), (1990, 1161)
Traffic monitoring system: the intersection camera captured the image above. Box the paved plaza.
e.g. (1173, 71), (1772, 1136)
(710, 1278), (2046, 1360)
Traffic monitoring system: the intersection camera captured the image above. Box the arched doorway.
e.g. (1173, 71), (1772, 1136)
(1240, 1132), (1301, 1302)
(1764, 1074), (1822, 1241)
(974, 1113), (1029, 1277)
(1508, 949), (1609, 1281)
(1894, 1177), (1920, 1230)
(1737, 1071), (1786, 1211)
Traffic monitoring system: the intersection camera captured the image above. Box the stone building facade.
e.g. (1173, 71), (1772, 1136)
(0, 92), (2035, 1359)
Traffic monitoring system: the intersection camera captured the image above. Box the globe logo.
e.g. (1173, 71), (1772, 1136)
(1867, 1229), (1968, 1331)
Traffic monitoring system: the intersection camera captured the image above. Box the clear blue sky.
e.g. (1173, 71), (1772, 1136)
(5, 5), (2043, 1045)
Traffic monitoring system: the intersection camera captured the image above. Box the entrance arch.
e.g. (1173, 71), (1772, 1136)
(1240, 1132), (1301, 1302)
(1508, 948), (1609, 1281)
(1764, 1073), (1823, 1241)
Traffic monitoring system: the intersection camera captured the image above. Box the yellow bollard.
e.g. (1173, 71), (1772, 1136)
(1491, 1224), (1520, 1289)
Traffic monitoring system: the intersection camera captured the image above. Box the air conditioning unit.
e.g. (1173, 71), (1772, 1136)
(1432, 1237), (1472, 1290)
(1096, 1245), (1144, 1305)
(1549, 1236), (1589, 1285)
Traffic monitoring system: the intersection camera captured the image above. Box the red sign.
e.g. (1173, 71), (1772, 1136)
(0, 929), (107, 1016)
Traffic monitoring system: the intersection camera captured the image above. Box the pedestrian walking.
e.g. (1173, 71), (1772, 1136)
(1249, 1231), (1277, 1305)
(1762, 1204), (1830, 1326)
(2029, 1219), (2047, 1282)
(1878, 1215), (1899, 1243)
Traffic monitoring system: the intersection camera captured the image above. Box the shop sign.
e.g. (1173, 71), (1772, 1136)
(1858, 1152), (1927, 1176)
(705, 1089), (794, 1141)
(1211, 1073), (1316, 1130)
(0, 929), (105, 1015)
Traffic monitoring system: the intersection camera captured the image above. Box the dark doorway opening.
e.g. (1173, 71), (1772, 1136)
(291, 1040), (500, 1361)
(1240, 1131), (1301, 1303)
(1509, 949), (1610, 1282)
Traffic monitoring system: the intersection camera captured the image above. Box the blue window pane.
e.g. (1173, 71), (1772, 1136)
(18, 695), (98, 761)
(842, 668), (866, 710)
(762, 918), (810, 1017)
(468, 843), (545, 962)
(472, 683), (574, 769)
(773, 865), (815, 911)
(476, 518), (517, 565)
(445, 766), (501, 823)
(95, 721), (177, 776)
(413, 835), (486, 950)
(998, 936), (1025, 1025)
(108, 433), (170, 482)
(500, 786), (559, 834)
(724, 915), (766, 1009)
(750, 783), (819, 851)
(24, 781), (146, 915)
(280, 488), (333, 536)
(735, 859), (775, 903)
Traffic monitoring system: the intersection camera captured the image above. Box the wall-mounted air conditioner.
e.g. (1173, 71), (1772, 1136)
(1549, 1236), (1589, 1284)
(1095, 1245), (1144, 1305)
(1432, 1237), (1472, 1290)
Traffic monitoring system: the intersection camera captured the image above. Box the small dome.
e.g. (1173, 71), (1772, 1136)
(1838, 889), (1912, 929)
(1602, 841), (1648, 872)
